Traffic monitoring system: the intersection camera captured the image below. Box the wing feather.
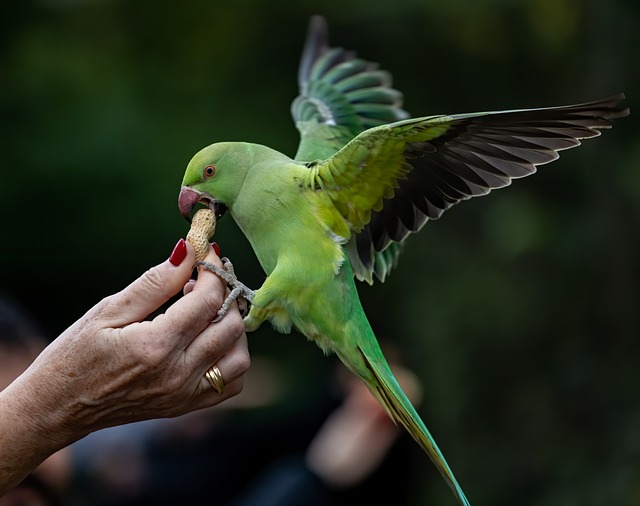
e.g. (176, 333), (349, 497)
(292, 18), (628, 285)
(292, 16), (409, 162)
(303, 94), (628, 283)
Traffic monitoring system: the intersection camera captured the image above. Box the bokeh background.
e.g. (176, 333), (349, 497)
(1, 0), (639, 505)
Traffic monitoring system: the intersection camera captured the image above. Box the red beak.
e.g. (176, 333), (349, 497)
(178, 186), (201, 222)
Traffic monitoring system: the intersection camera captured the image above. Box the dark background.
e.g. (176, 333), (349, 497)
(1, 0), (639, 504)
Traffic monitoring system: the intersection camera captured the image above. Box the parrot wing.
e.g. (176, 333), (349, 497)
(291, 15), (409, 163)
(302, 94), (629, 284)
(292, 16), (409, 281)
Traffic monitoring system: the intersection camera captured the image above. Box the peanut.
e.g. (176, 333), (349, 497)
(186, 208), (216, 261)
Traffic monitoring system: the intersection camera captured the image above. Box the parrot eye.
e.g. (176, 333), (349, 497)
(203, 164), (216, 178)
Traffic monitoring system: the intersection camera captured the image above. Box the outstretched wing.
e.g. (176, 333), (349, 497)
(300, 94), (629, 284)
(291, 16), (409, 163)
(292, 15), (409, 280)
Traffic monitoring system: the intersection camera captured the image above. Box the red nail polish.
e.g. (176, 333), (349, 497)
(212, 242), (221, 257)
(169, 239), (187, 266)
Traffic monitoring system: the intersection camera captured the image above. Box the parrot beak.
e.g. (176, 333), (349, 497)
(179, 186), (200, 222)
(179, 186), (227, 222)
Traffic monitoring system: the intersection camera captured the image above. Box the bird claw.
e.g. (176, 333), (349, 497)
(195, 258), (255, 321)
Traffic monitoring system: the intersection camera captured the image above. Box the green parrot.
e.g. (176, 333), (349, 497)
(178, 16), (628, 505)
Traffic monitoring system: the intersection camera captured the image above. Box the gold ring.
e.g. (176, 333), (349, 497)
(204, 365), (225, 394)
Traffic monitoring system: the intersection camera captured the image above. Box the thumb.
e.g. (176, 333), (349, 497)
(99, 239), (196, 327)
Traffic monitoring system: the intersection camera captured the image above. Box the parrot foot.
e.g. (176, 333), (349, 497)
(195, 258), (256, 322)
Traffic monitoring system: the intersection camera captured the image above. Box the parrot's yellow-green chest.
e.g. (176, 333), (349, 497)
(229, 160), (349, 281)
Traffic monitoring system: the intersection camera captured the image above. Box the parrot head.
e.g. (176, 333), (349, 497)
(178, 142), (252, 222)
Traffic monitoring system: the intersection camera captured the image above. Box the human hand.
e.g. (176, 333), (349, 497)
(306, 365), (421, 487)
(6, 239), (249, 451)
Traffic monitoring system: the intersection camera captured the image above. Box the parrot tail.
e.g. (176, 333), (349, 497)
(343, 343), (471, 506)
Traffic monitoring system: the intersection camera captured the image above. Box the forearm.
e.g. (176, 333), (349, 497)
(0, 370), (75, 496)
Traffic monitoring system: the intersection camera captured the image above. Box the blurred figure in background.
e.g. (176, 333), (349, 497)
(227, 360), (421, 506)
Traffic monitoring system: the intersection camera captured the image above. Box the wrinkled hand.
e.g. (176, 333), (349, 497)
(10, 240), (249, 449)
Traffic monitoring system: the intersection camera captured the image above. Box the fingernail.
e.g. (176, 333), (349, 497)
(212, 242), (221, 257)
(169, 239), (187, 266)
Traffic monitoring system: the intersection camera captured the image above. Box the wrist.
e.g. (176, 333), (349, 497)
(3, 371), (77, 450)
(0, 369), (77, 495)
(3, 346), (90, 454)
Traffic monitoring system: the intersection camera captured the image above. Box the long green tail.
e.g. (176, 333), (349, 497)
(337, 333), (470, 506)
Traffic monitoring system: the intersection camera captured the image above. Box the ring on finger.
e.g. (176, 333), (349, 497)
(204, 365), (225, 394)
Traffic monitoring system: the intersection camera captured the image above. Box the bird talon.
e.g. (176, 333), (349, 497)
(196, 259), (255, 321)
(220, 257), (236, 277)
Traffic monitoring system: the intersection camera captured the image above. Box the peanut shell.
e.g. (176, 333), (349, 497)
(186, 208), (216, 261)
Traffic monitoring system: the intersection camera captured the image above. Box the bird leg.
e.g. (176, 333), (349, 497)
(196, 258), (256, 322)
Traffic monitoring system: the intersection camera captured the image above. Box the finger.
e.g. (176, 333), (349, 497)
(201, 375), (245, 398)
(184, 308), (245, 369)
(183, 279), (197, 296)
(98, 239), (196, 328)
(190, 245), (228, 296)
(196, 332), (250, 402)
(197, 377), (245, 408)
(182, 248), (229, 296)
(152, 244), (229, 347)
(207, 331), (250, 386)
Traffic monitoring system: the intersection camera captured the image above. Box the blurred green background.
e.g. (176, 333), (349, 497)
(1, 0), (639, 504)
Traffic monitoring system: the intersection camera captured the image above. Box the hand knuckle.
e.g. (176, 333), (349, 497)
(131, 336), (166, 369)
(90, 294), (119, 322)
(223, 311), (246, 337)
(231, 321), (246, 342)
(232, 347), (251, 375)
(141, 267), (172, 299)
(200, 292), (224, 318)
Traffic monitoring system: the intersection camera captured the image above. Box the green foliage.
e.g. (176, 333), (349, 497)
(1, 1), (639, 504)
